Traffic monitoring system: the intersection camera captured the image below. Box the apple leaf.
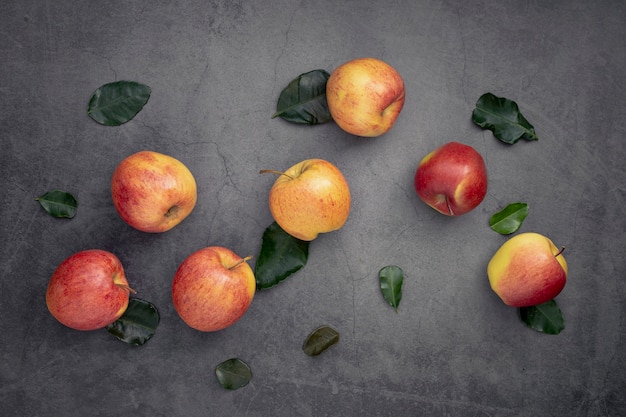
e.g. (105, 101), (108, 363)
(255, 221), (310, 290)
(105, 298), (160, 346)
(519, 300), (565, 335)
(472, 92), (538, 144)
(302, 325), (339, 356)
(379, 265), (404, 313)
(272, 69), (332, 124)
(87, 80), (151, 126)
(35, 190), (78, 218)
(215, 358), (252, 390)
(489, 202), (529, 235)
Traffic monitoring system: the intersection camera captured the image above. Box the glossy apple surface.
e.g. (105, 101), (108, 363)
(172, 246), (256, 332)
(488, 232), (568, 307)
(111, 150), (197, 233)
(46, 249), (133, 331)
(326, 57), (405, 137)
(263, 158), (351, 241)
(414, 141), (487, 216)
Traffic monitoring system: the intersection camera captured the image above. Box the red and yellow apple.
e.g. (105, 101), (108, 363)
(111, 150), (197, 233)
(414, 141), (487, 216)
(326, 57), (405, 137)
(46, 249), (135, 331)
(172, 246), (256, 332)
(261, 158), (351, 241)
(488, 232), (568, 307)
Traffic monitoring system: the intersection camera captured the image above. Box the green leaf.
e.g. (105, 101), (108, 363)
(302, 325), (339, 356)
(35, 190), (77, 218)
(215, 358), (252, 390)
(105, 298), (160, 346)
(472, 92), (538, 144)
(87, 81), (151, 126)
(489, 202), (529, 235)
(379, 265), (404, 312)
(255, 222), (310, 289)
(272, 69), (332, 124)
(519, 300), (565, 335)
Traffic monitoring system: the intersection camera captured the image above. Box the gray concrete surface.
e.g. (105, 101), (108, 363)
(2, 1), (625, 416)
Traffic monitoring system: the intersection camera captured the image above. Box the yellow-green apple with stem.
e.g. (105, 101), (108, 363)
(414, 142), (487, 216)
(172, 246), (256, 332)
(260, 158), (351, 241)
(111, 150), (197, 233)
(326, 57), (405, 137)
(46, 249), (136, 331)
(488, 232), (568, 307)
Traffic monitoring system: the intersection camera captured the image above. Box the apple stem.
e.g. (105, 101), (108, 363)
(116, 284), (137, 295)
(227, 256), (253, 270)
(554, 247), (566, 258)
(164, 205), (179, 218)
(259, 169), (294, 180)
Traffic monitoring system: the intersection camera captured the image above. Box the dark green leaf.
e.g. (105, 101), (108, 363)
(35, 190), (77, 218)
(87, 81), (151, 126)
(215, 358), (252, 390)
(255, 222), (310, 289)
(302, 325), (339, 356)
(105, 298), (160, 346)
(472, 92), (538, 144)
(519, 300), (564, 334)
(379, 265), (404, 312)
(272, 69), (332, 124)
(489, 202), (529, 235)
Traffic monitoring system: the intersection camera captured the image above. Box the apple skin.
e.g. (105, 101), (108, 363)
(326, 57), (405, 137)
(46, 249), (133, 331)
(414, 142), (487, 216)
(263, 159), (351, 241)
(488, 232), (568, 307)
(111, 150), (197, 233)
(172, 246), (256, 332)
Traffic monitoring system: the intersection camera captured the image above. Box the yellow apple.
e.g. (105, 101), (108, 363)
(111, 150), (197, 233)
(261, 159), (351, 241)
(172, 246), (256, 332)
(488, 232), (568, 307)
(326, 57), (405, 137)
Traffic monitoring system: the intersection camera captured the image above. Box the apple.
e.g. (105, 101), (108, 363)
(414, 141), (487, 216)
(488, 232), (568, 307)
(326, 57), (405, 137)
(46, 249), (135, 331)
(260, 158), (351, 241)
(172, 246), (256, 332)
(111, 150), (197, 233)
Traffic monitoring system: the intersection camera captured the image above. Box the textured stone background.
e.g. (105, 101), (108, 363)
(1, 1), (625, 416)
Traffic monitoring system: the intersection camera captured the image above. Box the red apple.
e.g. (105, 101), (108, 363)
(172, 246), (256, 332)
(46, 249), (135, 331)
(111, 150), (197, 233)
(414, 142), (487, 216)
(326, 57), (405, 137)
(488, 232), (568, 307)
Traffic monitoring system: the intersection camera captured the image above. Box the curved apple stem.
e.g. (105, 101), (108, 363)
(227, 256), (253, 270)
(554, 247), (566, 258)
(259, 169), (294, 180)
(116, 284), (137, 294)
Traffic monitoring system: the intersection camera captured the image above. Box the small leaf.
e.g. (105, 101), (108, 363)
(302, 326), (339, 356)
(489, 202), (529, 235)
(272, 69), (332, 124)
(519, 300), (564, 334)
(87, 81), (151, 126)
(379, 265), (404, 312)
(255, 222), (310, 289)
(35, 190), (77, 218)
(215, 358), (252, 390)
(105, 298), (160, 346)
(472, 92), (538, 144)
